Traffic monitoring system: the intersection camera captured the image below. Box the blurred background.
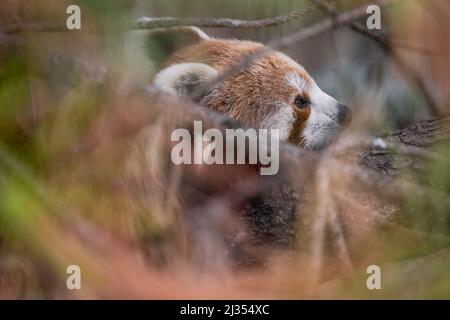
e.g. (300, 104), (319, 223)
(0, 0), (449, 299)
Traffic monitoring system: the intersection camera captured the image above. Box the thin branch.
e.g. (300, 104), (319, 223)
(314, 0), (445, 55)
(133, 5), (318, 30)
(311, 0), (442, 116)
(1, 5), (318, 35)
(195, 1), (393, 102)
(268, 0), (395, 49)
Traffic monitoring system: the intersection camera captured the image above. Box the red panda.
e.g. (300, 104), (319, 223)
(147, 27), (353, 263)
(153, 27), (351, 150)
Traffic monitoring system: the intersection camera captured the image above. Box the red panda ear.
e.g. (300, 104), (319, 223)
(145, 27), (210, 67)
(154, 62), (218, 99)
(183, 27), (210, 41)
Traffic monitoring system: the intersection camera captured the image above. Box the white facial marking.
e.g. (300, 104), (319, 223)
(304, 80), (341, 150)
(286, 73), (308, 92)
(285, 72), (341, 150)
(261, 103), (295, 141)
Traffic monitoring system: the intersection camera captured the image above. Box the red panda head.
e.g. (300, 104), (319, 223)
(153, 28), (351, 150)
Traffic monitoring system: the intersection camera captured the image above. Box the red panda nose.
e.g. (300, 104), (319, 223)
(337, 104), (352, 127)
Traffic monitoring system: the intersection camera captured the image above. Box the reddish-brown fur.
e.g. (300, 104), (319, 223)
(165, 39), (313, 144)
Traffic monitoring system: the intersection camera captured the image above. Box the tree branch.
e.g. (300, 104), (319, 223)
(1, 5), (318, 35)
(133, 5), (318, 30)
(268, 0), (395, 49)
(310, 0), (443, 116)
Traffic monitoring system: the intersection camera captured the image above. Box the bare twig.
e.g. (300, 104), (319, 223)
(1, 5), (318, 35)
(195, 1), (393, 103)
(268, 0), (394, 49)
(311, 0), (442, 116)
(132, 5), (318, 30)
(314, 0), (445, 55)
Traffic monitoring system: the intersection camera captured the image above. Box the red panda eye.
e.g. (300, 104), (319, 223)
(294, 95), (309, 109)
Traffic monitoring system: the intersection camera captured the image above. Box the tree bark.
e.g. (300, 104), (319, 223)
(359, 116), (450, 176)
